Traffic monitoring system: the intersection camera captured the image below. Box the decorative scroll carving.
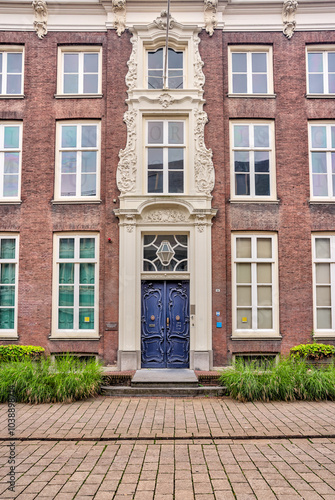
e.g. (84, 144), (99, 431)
(204, 0), (218, 36)
(125, 214), (136, 232)
(143, 210), (187, 223)
(154, 10), (175, 30)
(125, 35), (138, 90)
(194, 34), (205, 90)
(194, 110), (214, 195)
(112, 0), (126, 36)
(282, 0), (298, 39)
(117, 110), (137, 194)
(195, 214), (206, 232)
(159, 93), (175, 108)
(32, 0), (48, 39)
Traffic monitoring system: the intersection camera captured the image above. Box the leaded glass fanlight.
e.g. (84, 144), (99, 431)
(143, 235), (188, 272)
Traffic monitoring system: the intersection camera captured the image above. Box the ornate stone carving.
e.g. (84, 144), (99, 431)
(125, 214), (136, 232)
(194, 34), (205, 90)
(204, 0), (218, 36)
(154, 10), (175, 30)
(117, 110), (137, 194)
(112, 0), (126, 37)
(194, 110), (214, 196)
(32, 0), (48, 39)
(143, 210), (187, 223)
(282, 0), (298, 39)
(195, 214), (206, 232)
(159, 93), (175, 108)
(125, 35), (138, 90)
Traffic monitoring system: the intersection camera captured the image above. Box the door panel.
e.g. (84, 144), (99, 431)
(141, 280), (189, 368)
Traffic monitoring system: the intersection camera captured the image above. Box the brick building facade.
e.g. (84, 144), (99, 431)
(0, 0), (335, 370)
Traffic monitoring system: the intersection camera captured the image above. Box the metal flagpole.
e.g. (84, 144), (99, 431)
(163, 0), (171, 89)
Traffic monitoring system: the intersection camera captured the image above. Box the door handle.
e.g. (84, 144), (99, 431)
(166, 317), (169, 326)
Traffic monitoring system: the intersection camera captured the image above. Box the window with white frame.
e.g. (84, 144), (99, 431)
(57, 47), (101, 95)
(232, 234), (279, 337)
(0, 235), (18, 335)
(309, 122), (335, 200)
(55, 121), (100, 201)
(307, 48), (335, 95)
(53, 234), (98, 336)
(0, 123), (22, 200)
(228, 46), (273, 95)
(230, 121), (276, 200)
(0, 48), (23, 95)
(147, 47), (183, 89)
(312, 235), (335, 334)
(146, 120), (185, 194)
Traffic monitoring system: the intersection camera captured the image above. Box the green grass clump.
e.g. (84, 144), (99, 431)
(0, 355), (103, 404)
(219, 357), (335, 402)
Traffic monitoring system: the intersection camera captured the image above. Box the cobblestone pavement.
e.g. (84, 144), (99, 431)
(1, 398), (335, 499)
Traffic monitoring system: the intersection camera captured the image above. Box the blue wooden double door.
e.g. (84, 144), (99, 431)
(141, 280), (190, 368)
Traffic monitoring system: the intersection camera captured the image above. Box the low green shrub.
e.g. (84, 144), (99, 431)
(0, 355), (103, 403)
(219, 357), (335, 402)
(0, 345), (45, 363)
(290, 343), (335, 360)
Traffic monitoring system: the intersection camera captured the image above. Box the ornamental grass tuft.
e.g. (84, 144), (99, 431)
(0, 355), (103, 404)
(219, 357), (335, 402)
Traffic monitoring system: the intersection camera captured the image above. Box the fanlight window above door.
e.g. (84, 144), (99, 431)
(143, 235), (187, 272)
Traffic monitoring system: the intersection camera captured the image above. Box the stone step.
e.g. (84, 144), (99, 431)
(131, 368), (199, 388)
(101, 385), (226, 397)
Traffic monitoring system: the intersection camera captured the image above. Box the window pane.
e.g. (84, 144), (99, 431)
(61, 174), (76, 196)
(0, 75), (2, 93)
(313, 174), (328, 196)
(64, 74), (78, 94)
(0, 53), (2, 71)
(62, 126), (77, 148)
(237, 309), (252, 329)
(0, 286), (15, 307)
(168, 149), (183, 170)
(234, 151), (249, 172)
(61, 152), (77, 173)
(168, 49), (183, 69)
(1, 264), (15, 284)
(329, 74), (335, 94)
(7, 75), (21, 94)
(252, 74), (267, 93)
(258, 286), (272, 306)
(84, 53), (98, 73)
(316, 286), (331, 306)
(332, 127), (335, 149)
(255, 174), (270, 196)
(257, 238), (272, 258)
(1, 239), (15, 259)
(59, 263), (74, 284)
(148, 148), (163, 169)
(236, 238), (251, 258)
(83, 74), (98, 93)
(82, 126), (97, 148)
(168, 171), (183, 193)
(254, 126), (269, 147)
(168, 122), (184, 144)
(59, 286), (74, 307)
(311, 126), (327, 148)
(316, 263), (330, 283)
(237, 286), (251, 306)
(7, 53), (22, 73)
(311, 152), (327, 173)
(59, 238), (74, 259)
(82, 151), (96, 172)
(4, 153), (19, 173)
(79, 286), (94, 306)
(234, 125), (249, 147)
(168, 70), (183, 89)
(148, 49), (163, 69)
(329, 53), (335, 72)
(80, 263), (95, 284)
(4, 127), (19, 148)
(79, 309), (94, 329)
(148, 73), (163, 89)
(64, 53), (79, 73)
(232, 53), (247, 72)
(235, 174), (250, 196)
(80, 238), (95, 259)
(232, 74), (247, 93)
(257, 309), (272, 329)
(236, 263), (251, 283)
(255, 151), (269, 172)
(148, 171), (163, 193)
(257, 263), (272, 283)
(317, 308), (331, 329)
(309, 74), (323, 94)
(308, 53), (323, 73)
(315, 238), (330, 259)
(148, 122), (163, 144)
(252, 53), (267, 73)
(81, 173), (96, 196)
(3, 176), (18, 197)
(0, 309), (14, 329)
(58, 308), (74, 329)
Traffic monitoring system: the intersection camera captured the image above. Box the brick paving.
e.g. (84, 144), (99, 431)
(1, 397), (335, 498)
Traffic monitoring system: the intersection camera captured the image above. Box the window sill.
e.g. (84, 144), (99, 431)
(309, 200), (335, 204)
(0, 95), (25, 99)
(0, 200), (22, 205)
(231, 335), (282, 341)
(51, 199), (102, 205)
(0, 334), (19, 340)
(230, 199), (279, 204)
(313, 333), (335, 339)
(306, 94), (335, 99)
(227, 93), (276, 99)
(54, 94), (103, 99)
(49, 335), (101, 341)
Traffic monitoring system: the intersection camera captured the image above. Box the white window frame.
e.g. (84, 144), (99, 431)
(145, 118), (186, 195)
(309, 121), (335, 202)
(306, 46), (335, 96)
(51, 233), (99, 339)
(0, 234), (19, 338)
(0, 46), (24, 97)
(0, 122), (22, 202)
(228, 46), (274, 96)
(54, 120), (101, 202)
(232, 233), (280, 339)
(56, 46), (102, 97)
(146, 46), (185, 90)
(230, 120), (276, 201)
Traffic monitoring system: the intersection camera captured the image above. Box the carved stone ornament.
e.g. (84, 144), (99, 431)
(117, 110), (137, 194)
(159, 93), (175, 108)
(32, 0), (48, 39)
(282, 0), (298, 39)
(154, 10), (176, 30)
(194, 34), (205, 90)
(204, 0), (218, 37)
(195, 215), (207, 232)
(112, 0), (126, 37)
(143, 210), (187, 223)
(125, 35), (138, 91)
(194, 110), (214, 196)
(125, 214), (136, 232)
